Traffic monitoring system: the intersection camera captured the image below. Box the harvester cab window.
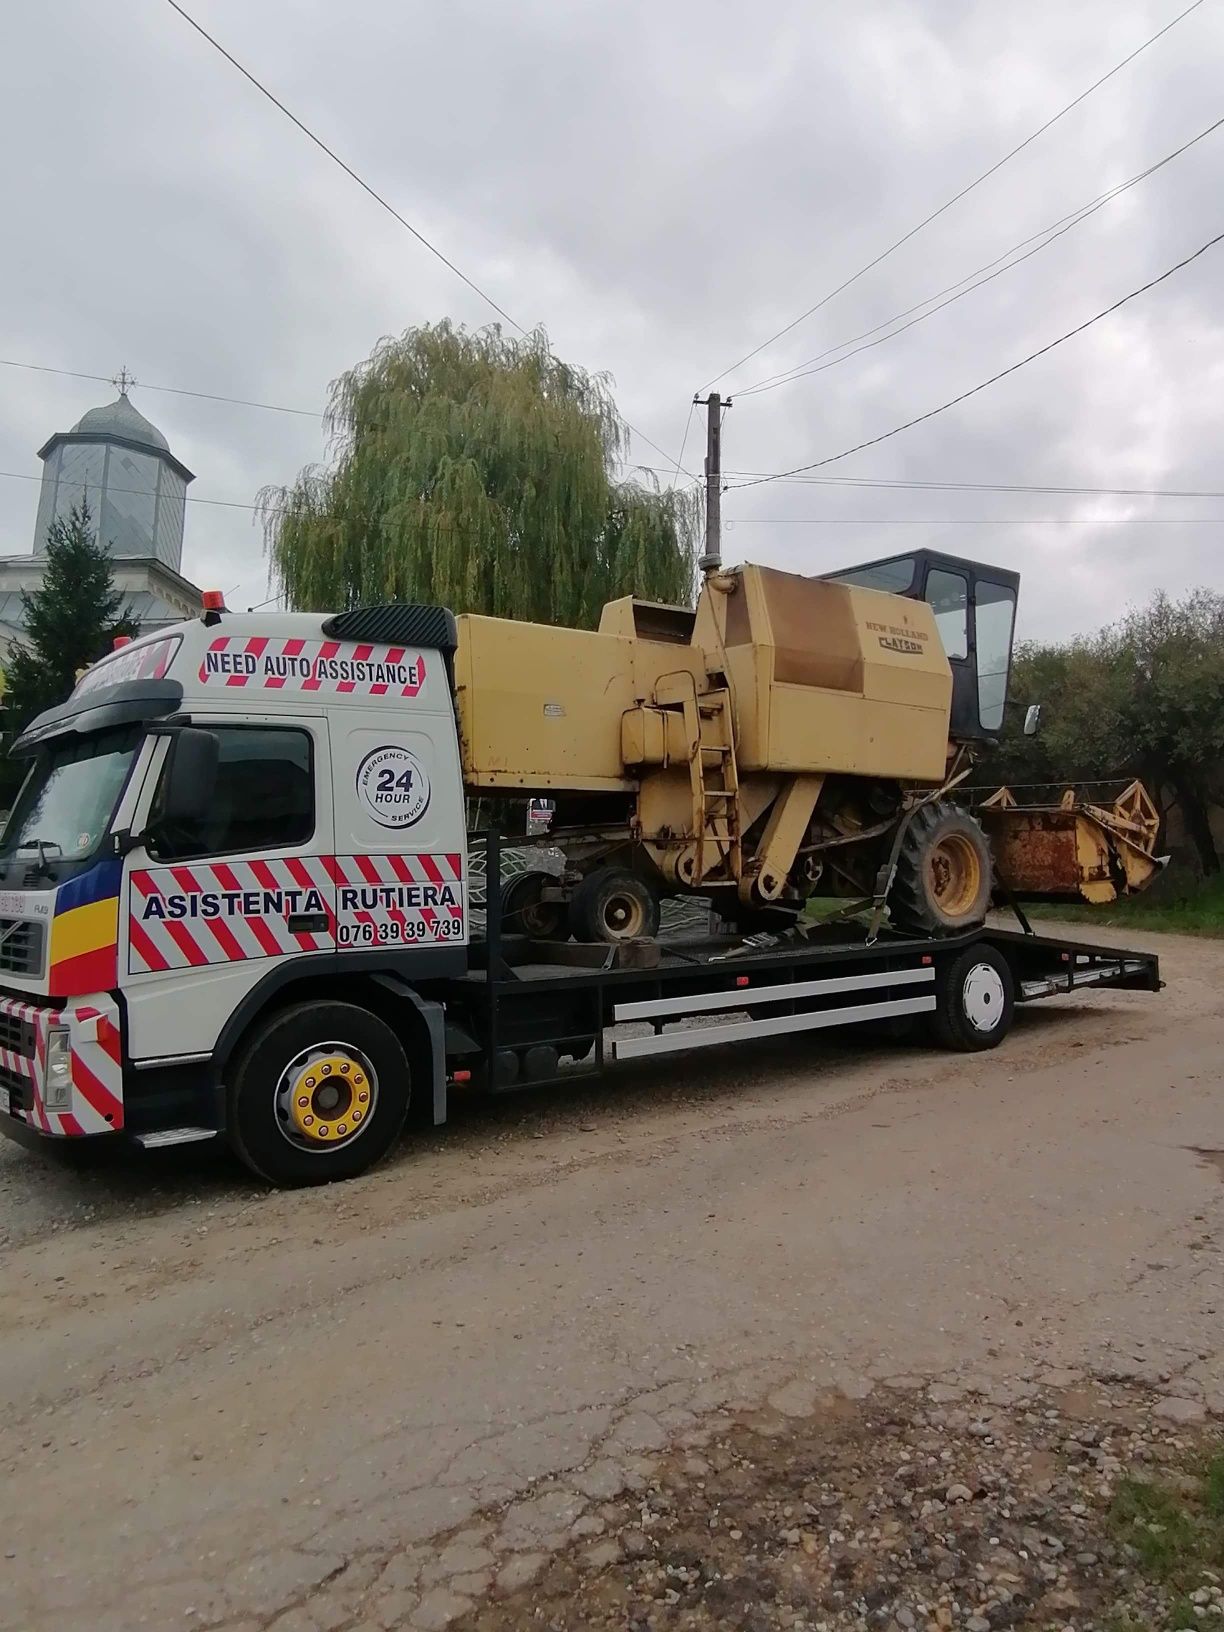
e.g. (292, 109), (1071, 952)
(925, 569), (969, 660)
(823, 549), (1020, 741)
(975, 580), (1018, 733)
(826, 558), (916, 595)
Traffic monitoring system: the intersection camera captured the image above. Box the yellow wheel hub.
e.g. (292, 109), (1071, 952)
(603, 890), (646, 939)
(287, 1053), (370, 1145)
(927, 832), (983, 920)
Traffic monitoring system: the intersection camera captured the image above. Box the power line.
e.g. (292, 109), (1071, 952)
(162, 1), (693, 480)
(0, 357), (689, 480)
(728, 227), (1224, 492)
(0, 463), (698, 515)
(724, 516), (1224, 525)
(640, 466), (1224, 499)
(0, 357), (321, 418)
(6, 464), (1220, 523)
(702, 0), (1206, 389)
(0, 467), (272, 514)
(668, 401), (697, 490)
(735, 110), (1224, 397)
(164, 0), (523, 332)
(718, 472), (1224, 498)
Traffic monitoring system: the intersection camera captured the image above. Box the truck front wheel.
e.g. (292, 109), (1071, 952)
(227, 1001), (411, 1185)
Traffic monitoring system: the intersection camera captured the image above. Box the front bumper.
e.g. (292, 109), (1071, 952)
(0, 994), (124, 1139)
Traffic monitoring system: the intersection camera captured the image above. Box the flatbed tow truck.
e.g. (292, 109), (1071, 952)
(0, 597), (1161, 1186)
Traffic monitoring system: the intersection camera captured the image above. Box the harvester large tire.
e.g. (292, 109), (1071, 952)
(889, 802), (993, 937)
(569, 867), (660, 944)
(500, 871), (569, 940)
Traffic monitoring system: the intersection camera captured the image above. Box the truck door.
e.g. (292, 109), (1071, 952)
(122, 715), (336, 1062)
(327, 703), (468, 958)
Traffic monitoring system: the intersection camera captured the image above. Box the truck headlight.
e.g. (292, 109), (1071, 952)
(44, 1025), (72, 1111)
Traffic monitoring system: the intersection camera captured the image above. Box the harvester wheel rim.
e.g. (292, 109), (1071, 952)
(568, 867), (661, 944)
(601, 885), (648, 939)
(501, 871), (568, 940)
(961, 962), (1006, 1033)
(925, 830), (983, 920)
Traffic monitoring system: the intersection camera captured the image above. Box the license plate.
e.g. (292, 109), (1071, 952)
(0, 1086), (9, 1116)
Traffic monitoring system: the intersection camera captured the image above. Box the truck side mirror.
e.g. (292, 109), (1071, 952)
(1022, 703), (1042, 737)
(159, 728), (219, 820)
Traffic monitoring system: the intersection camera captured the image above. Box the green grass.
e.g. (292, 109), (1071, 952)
(1168, 1598), (1202, 1630)
(1109, 1477), (1203, 1578)
(1037, 873), (1224, 939)
(1108, 1454), (1224, 1627)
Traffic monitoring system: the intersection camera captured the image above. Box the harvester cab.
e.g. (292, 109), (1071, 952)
(824, 548), (1020, 746)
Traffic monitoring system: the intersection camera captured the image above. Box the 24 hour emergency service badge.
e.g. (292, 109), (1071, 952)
(356, 745), (431, 828)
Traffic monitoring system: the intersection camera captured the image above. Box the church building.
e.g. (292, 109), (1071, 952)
(0, 382), (204, 664)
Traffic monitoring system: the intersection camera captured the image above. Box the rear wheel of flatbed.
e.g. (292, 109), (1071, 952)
(928, 943), (1015, 1051)
(227, 1001), (411, 1186)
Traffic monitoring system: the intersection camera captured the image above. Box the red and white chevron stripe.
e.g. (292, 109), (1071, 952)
(0, 997), (42, 1100)
(74, 634), (181, 698)
(65, 1001), (124, 1135)
(127, 853), (467, 970)
(128, 857), (336, 974)
(332, 852), (466, 946)
(0, 994), (122, 1137)
(197, 635), (426, 697)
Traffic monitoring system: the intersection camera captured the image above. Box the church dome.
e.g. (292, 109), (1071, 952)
(35, 384), (193, 573)
(70, 392), (170, 453)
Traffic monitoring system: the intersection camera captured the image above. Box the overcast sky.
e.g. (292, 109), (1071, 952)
(1, 0), (1221, 642)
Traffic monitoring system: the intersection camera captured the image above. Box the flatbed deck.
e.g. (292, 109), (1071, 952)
(441, 840), (1161, 1094)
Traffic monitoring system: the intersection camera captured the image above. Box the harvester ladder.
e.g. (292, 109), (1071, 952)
(692, 689), (742, 884)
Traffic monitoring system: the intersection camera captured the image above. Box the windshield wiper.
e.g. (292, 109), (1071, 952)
(14, 838), (63, 878)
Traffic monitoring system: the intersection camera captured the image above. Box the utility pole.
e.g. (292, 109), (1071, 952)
(695, 392), (728, 574)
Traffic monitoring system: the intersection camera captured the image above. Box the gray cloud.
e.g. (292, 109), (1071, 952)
(1, 0), (1221, 641)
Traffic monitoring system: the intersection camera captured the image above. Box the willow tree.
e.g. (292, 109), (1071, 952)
(261, 322), (698, 625)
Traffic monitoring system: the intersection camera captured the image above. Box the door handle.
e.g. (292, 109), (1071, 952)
(288, 912), (329, 934)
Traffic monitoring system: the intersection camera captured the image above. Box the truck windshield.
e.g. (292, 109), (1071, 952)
(1, 726), (142, 863)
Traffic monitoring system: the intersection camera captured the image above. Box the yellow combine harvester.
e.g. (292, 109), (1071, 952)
(454, 549), (1162, 942)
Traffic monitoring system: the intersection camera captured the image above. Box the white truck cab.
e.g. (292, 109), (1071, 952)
(0, 599), (466, 1182)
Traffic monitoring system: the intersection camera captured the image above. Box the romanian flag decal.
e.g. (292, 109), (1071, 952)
(49, 859), (122, 997)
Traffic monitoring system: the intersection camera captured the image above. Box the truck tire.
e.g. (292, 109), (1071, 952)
(568, 867), (660, 943)
(499, 870), (569, 940)
(889, 802), (993, 936)
(227, 1001), (411, 1186)
(928, 943), (1014, 1051)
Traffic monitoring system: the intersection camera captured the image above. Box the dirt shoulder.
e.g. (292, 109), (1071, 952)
(438, 1374), (1223, 1632)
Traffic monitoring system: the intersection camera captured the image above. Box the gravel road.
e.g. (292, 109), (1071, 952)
(0, 922), (1221, 1630)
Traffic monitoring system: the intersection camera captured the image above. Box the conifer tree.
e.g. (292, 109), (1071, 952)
(3, 499), (135, 735)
